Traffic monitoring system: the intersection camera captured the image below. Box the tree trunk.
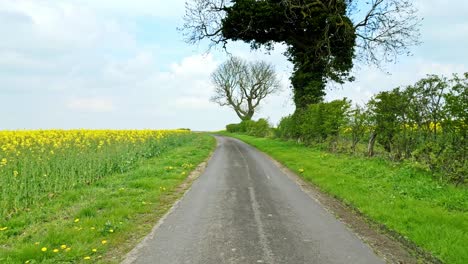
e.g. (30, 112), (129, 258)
(291, 61), (326, 109)
(368, 132), (377, 157)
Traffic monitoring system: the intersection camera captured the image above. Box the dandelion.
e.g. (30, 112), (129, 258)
(41, 247), (47, 252)
(84, 256), (91, 260)
(298, 168), (304, 173)
(65, 248), (71, 252)
(60, 245), (67, 249)
(101, 240), (107, 245)
(92, 248), (97, 252)
(0, 158), (7, 166)
(34, 242), (40, 245)
(13, 171), (19, 177)
(74, 218), (80, 223)
(109, 229), (114, 233)
(53, 249), (59, 253)
(25, 261), (30, 264)
(90, 227), (95, 230)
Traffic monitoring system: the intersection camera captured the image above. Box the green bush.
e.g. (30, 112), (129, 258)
(284, 99), (350, 145)
(226, 123), (242, 133)
(276, 115), (296, 139)
(226, 119), (272, 137)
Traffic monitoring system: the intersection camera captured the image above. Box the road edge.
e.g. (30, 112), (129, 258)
(120, 136), (219, 264)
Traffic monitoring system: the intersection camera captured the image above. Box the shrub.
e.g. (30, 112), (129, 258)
(226, 119), (272, 137)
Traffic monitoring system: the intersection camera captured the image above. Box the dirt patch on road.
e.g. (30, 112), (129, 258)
(265, 154), (442, 264)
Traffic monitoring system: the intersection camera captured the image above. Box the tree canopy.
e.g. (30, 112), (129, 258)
(182, 0), (421, 109)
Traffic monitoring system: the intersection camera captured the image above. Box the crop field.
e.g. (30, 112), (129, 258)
(0, 130), (215, 263)
(0, 129), (190, 217)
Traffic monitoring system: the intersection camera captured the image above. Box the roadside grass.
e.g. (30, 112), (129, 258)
(224, 133), (467, 264)
(0, 134), (215, 264)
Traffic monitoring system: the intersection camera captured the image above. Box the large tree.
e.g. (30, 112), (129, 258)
(211, 56), (281, 121)
(181, 0), (421, 109)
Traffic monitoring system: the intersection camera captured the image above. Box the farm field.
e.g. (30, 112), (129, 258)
(222, 133), (468, 264)
(0, 130), (215, 263)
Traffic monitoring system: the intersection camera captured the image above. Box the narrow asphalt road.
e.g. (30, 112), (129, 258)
(125, 136), (384, 264)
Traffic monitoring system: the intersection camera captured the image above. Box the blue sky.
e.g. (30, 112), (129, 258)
(1, 0), (467, 130)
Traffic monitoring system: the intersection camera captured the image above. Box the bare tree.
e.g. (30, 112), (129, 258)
(211, 57), (281, 121)
(351, 0), (421, 66)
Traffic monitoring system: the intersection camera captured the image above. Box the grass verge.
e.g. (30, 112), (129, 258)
(224, 133), (467, 264)
(0, 134), (215, 264)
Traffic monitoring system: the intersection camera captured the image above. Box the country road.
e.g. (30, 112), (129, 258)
(124, 136), (385, 264)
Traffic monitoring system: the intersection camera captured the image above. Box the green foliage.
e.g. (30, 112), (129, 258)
(291, 99), (351, 145)
(259, 73), (467, 184)
(368, 88), (408, 154)
(226, 123), (243, 133)
(222, 0), (356, 107)
(366, 74), (467, 183)
(276, 115), (296, 139)
(347, 105), (369, 152)
(226, 119), (272, 137)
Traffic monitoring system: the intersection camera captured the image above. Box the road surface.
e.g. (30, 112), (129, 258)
(125, 136), (384, 264)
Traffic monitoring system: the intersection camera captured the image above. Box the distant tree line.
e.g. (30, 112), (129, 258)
(227, 73), (467, 184)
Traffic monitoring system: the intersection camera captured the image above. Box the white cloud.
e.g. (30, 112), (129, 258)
(174, 97), (215, 110)
(77, 0), (186, 18)
(0, 0), (466, 130)
(0, 0), (135, 53)
(67, 98), (115, 112)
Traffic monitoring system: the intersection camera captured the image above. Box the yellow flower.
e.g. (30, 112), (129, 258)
(74, 218), (80, 223)
(13, 171), (19, 177)
(101, 240), (107, 245)
(60, 244), (67, 249)
(41, 247), (47, 252)
(109, 229), (114, 233)
(90, 227), (95, 230)
(0, 227), (7, 231)
(65, 247), (71, 252)
(53, 249), (59, 253)
(84, 256), (91, 260)
(25, 261), (30, 264)
(34, 242), (40, 246)
(298, 168), (305, 173)
(92, 248), (97, 252)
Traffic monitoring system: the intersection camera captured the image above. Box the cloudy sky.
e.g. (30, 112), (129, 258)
(1, 0), (467, 130)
